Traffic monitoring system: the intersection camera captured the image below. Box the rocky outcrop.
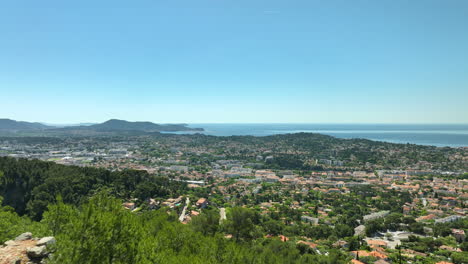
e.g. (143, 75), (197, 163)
(9, 257), (21, 264)
(14, 233), (32, 242)
(3, 241), (17, 247)
(35, 237), (55, 247)
(0, 233), (55, 264)
(26, 246), (47, 259)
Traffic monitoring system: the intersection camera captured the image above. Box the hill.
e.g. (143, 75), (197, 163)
(0, 157), (351, 264)
(0, 119), (203, 133)
(56, 119), (203, 133)
(0, 119), (51, 131)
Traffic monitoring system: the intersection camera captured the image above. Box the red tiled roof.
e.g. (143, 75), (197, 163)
(297, 240), (318, 249)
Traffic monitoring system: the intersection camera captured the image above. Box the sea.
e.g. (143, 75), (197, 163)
(168, 124), (468, 148)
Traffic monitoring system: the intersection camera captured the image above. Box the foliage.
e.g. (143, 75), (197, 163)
(190, 209), (220, 236)
(38, 193), (351, 264)
(0, 196), (48, 243)
(0, 156), (186, 220)
(225, 207), (259, 241)
(451, 251), (468, 264)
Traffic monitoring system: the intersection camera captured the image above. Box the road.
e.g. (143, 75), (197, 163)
(179, 197), (190, 222)
(219, 208), (226, 224)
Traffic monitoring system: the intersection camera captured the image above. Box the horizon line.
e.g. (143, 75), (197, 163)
(2, 118), (468, 126)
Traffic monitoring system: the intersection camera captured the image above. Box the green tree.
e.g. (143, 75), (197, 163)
(42, 196), (76, 236)
(263, 219), (283, 236)
(49, 192), (141, 264)
(190, 209), (220, 236)
(409, 222), (425, 234)
(452, 252), (468, 264)
(365, 219), (383, 236)
(334, 224), (353, 238)
(225, 207), (256, 242)
(460, 241), (468, 252)
(347, 236), (360, 251)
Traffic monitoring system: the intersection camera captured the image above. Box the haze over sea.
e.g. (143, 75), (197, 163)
(171, 124), (468, 147)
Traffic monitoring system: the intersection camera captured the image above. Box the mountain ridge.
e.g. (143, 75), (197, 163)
(60, 119), (203, 132)
(0, 119), (52, 130)
(0, 118), (203, 132)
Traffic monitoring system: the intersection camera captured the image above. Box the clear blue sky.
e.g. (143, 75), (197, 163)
(1, 0), (467, 124)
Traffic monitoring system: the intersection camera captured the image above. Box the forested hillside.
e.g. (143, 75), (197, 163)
(0, 156), (186, 220)
(0, 193), (351, 264)
(0, 157), (351, 263)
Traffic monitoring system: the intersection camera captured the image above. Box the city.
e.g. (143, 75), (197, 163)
(0, 132), (466, 263)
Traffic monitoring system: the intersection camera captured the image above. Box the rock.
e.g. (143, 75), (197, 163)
(36, 236), (56, 247)
(15, 232), (32, 241)
(9, 257), (21, 264)
(4, 240), (17, 246)
(27, 245), (47, 258)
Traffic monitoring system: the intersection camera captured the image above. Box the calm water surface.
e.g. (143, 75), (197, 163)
(169, 124), (468, 147)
